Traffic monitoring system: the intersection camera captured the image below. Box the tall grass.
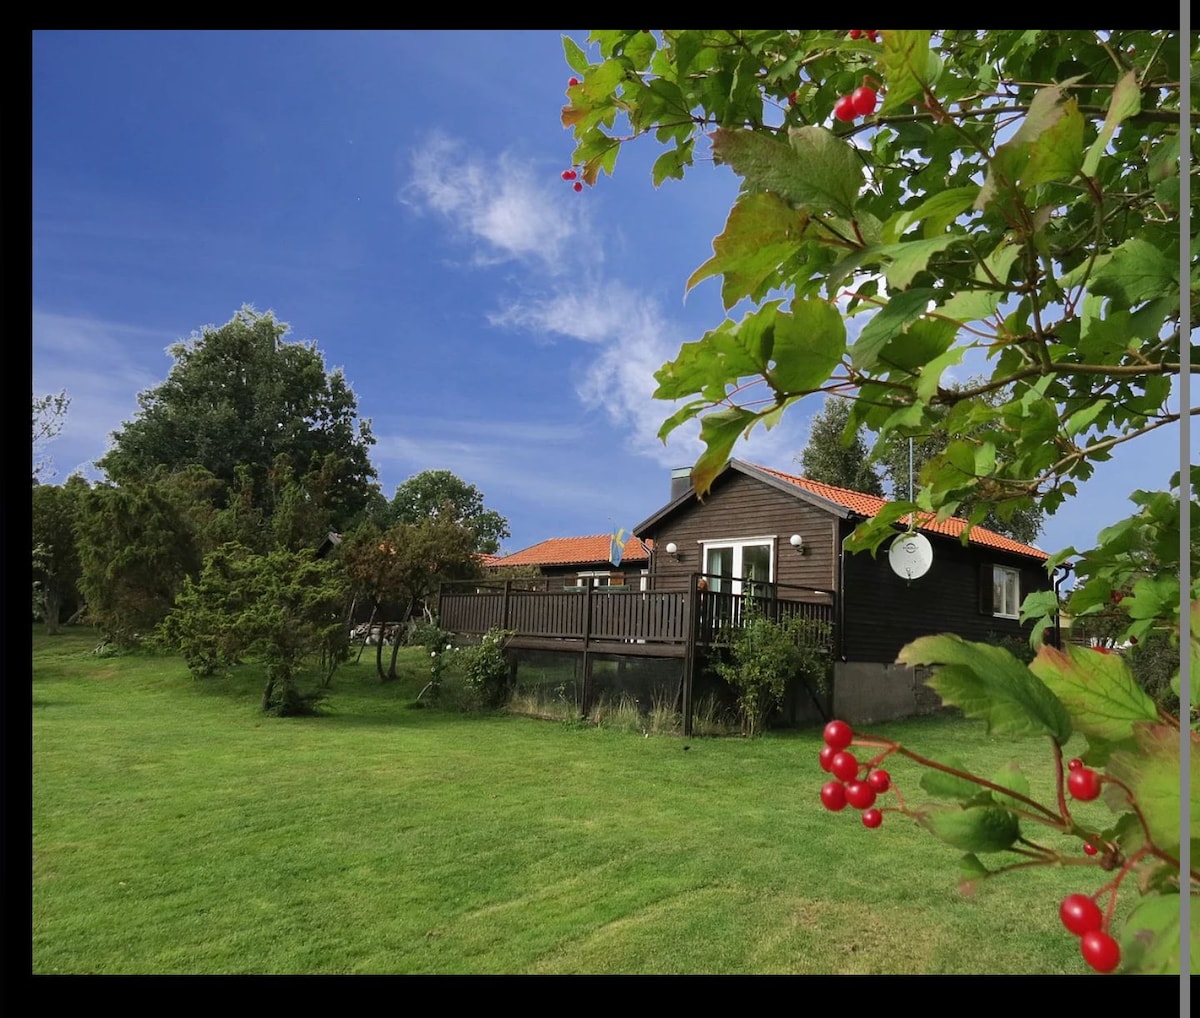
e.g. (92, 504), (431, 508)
(33, 627), (1125, 975)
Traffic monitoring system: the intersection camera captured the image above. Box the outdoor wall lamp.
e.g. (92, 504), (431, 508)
(665, 541), (681, 560)
(789, 534), (809, 555)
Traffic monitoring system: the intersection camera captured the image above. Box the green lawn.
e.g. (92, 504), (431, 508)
(33, 627), (1120, 974)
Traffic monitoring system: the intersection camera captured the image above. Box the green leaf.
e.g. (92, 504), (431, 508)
(921, 805), (1020, 853)
(687, 192), (812, 309)
(919, 755), (982, 801)
(1120, 893), (1197, 974)
(850, 288), (936, 371)
(651, 145), (689, 187)
(937, 288), (1002, 325)
(1082, 70), (1142, 178)
(913, 343), (968, 402)
(883, 186), (979, 243)
(1027, 643), (1156, 749)
(1103, 723), (1198, 853)
(1088, 237), (1179, 309)
(899, 634), (1072, 743)
(1023, 97), (1084, 187)
(692, 406), (759, 497)
(767, 299), (847, 393)
(878, 31), (936, 113)
(653, 305), (779, 401)
(880, 235), (960, 290)
(710, 126), (862, 219)
(989, 761), (1031, 811)
(562, 34), (590, 75)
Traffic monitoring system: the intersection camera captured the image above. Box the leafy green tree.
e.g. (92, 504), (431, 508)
(32, 474), (89, 633)
(98, 306), (379, 530)
(797, 395), (884, 495)
(341, 517), (483, 681)
(158, 544), (350, 714)
(75, 480), (203, 645)
(562, 28), (1194, 973)
(383, 470), (510, 555)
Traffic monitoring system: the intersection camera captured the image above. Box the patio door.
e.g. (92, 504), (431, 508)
(703, 539), (774, 595)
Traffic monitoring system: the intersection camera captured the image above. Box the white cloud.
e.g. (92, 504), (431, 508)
(403, 133), (581, 272)
(32, 310), (174, 479)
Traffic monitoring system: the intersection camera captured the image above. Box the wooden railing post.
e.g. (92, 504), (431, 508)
(502, 579), (512, 631)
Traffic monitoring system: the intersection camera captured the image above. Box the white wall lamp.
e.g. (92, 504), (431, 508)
(789, 534), (809, 555)
(665, 541), (681, 561)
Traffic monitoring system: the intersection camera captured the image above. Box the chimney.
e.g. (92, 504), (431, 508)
(670, 467), (692, 502)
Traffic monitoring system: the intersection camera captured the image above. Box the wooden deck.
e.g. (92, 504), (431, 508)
(439, 576), (834, 733)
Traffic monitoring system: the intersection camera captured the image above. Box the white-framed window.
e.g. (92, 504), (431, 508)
(701, 536), (775, 596)
(572, 572), (613, 589)
(992, 565), (1020, 618)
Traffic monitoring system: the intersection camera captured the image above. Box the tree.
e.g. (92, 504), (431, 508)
(382, 470), (510, 555)
(32, 474), (88, 633)
(872, 383), (1045, 544)
(33, 390), (70, 483)
(341, 517), (482, 681)
(74, 479), (203, 645)
(797, 395), (884, 495)
(98, 306), (379, 530)
(158, 545), (350, 715)
(562, 29), (1194, 973)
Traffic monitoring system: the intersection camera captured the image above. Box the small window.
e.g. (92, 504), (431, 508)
(992, 565), (1020, 618)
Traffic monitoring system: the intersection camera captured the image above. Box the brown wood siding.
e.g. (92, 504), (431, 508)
(839, 518), (1052, 662)
(642, 471), (839, 595)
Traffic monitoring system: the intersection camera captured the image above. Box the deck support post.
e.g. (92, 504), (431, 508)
(580, 583), (594, 719)
(682, 573), (700, 737)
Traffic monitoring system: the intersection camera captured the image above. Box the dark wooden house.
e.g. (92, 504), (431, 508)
(440, 461), (1057, 729)
(632, 460), (1054, 722)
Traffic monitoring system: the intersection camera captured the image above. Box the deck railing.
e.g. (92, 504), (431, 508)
(439, 575), (833, 651)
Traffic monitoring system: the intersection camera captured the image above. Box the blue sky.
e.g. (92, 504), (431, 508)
(32, 30), (1186, 562)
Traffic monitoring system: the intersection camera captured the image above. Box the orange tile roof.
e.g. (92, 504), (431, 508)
(751, 463), (1049, 560)
(488, 534), (653, 568)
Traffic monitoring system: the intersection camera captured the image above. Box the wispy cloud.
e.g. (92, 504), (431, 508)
(403, 132), (582, 272)
(32, 310), (174, 478)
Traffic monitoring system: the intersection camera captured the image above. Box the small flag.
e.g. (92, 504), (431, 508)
(610, 527), (628, 567)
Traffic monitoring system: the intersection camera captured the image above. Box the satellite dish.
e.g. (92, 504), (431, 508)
(888, 531), (933, 581)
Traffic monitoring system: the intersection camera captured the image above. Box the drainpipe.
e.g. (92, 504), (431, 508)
(836, 522), (853, 663)
(1052, 561), (1074, 649)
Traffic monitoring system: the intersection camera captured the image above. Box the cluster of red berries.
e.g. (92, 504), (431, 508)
(833, 86), (878, 123)
(560, 167), (584, 193)
(1067, 757), (1102, 801)
(818, 719), (891, 828)
(1060, 894), (1121, 972)
(847, 30), (879, 42)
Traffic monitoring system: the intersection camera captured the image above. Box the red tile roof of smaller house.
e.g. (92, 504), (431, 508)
(489, 534), (653, 568)
(751, 463), (1049, 561)
(476, 553), (506, 568)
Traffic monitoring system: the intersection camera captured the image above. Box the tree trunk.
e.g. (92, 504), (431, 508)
(386, 598), (416, 681)
(44, 584), (62, 636)
(261, 674), (277, 712)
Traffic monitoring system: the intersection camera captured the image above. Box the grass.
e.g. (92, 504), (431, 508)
(33, 626), (1126, 974)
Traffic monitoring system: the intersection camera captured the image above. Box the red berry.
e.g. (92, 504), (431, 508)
(848, 30), (863, 40)
(850, 86), (877, 116)
(866, 30), (879, 42)
(1128, 635), (1138, 645)
(1095, 646), (1112, 655)
(1068, 767), (1102, 802)
(1060, 894), (1103, 936)
(1068, 758), (1083, 771)
(830, 751), (858, 782)
(1080, 930), (1121, 973)
(1083, 842), (1099, 856)
(833, 94), (857, 122)
(573, 182), (583, 192)
(823, 720), (853, 751)
(861, 808), (882, 828)
(819, 745), (837, 772)
(1110, 590), (1126, 604)
(788, 91), (798, 105)
(561, 169), (577, 181)
(866, 769), (891, 794)
(820, 781), (848, 811)
(845, 780), (876, 810)
(568, 77), (579, 87)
